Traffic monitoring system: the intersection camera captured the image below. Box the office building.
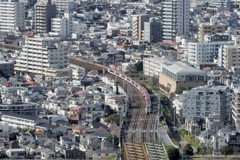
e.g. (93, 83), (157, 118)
(144, 18), (162, 43)
(0, 0), (25, 32)
(143, 57), (165, 77)
(35, 0), (56, 33)
(162, 0), (190, 42)
(15, 37), (72, 77)
(132, 14), (149, 41)
(159, 60), (206, 93)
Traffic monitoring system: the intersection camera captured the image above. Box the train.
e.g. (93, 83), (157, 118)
(108, 68), (151, 114)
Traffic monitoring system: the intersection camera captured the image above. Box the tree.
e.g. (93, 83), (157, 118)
(9, 132), (19, 141)
(220, 146), (234, 157)
(106, 135), (119, 147)
(183, 144), (194, 156)
(166, 146), (180, 160)
(105, 114), (120, 125)
(134, 61), (143, 72)
(198, 146), (207, 156)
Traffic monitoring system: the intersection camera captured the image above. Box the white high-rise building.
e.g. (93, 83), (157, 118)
(0, 0), (25, 32)
(187, 41), (234, 66)
(15, 37), (72, 77)
(52, 0), (76, 12)
(173, 84), (230, 128)
(162, 0), (190, 42)
(50, 11), (87, 38)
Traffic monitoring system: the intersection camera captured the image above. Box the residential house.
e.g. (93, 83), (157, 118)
(6, 148), (26, 159)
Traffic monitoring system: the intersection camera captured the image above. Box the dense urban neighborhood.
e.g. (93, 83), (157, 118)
(1, 0), (240, 159)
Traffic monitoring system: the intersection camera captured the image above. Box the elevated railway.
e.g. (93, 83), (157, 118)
(69, 57), (158, 143)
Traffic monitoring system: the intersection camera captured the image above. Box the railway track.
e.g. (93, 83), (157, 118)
(69, 57), (158, 143)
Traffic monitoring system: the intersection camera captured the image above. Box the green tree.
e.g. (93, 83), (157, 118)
(166, 146), (180, 160)
(183, 144), (194, 156)
(134, 61), (143, 72)
(198, 146), (207, 156)
(220, 146), (234, 157)
(106, 135), (119, 147)
(105, 114), (120, 125)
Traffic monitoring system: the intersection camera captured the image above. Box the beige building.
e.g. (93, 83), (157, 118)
(198, 23), (226, 42)
(231, 83), (240, 131)
(15, 36), (72, 77)
(159, 61), (206, 93)
(223, 45), (240, 70)
(132, 14), (149, 41)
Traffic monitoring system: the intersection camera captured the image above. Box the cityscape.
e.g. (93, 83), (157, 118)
(0, 0), (240, 160)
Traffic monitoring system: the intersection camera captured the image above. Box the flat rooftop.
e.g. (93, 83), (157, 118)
(124, 142), (168, 160)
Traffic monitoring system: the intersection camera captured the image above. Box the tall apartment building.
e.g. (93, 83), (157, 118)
(187, 41), (234, 66)
(198, 21), (226, 42)
(173, 84), (230, 128)
(52, 0), (76, 12)
(15, 37), (72, 77)
(35, 0), (56, 33)
(162, 0), (190, 42)
(223, 45), (240, 70)
(231, 82), (240, 131)
(132, 14), (149, 41)
(50, 11), (87, 38)
(0, 0), (25, 32)
(144, 18), (162, 43)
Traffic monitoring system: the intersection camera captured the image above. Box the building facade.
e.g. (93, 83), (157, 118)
(15, 37), (71, 77)
(162, 0), (190, 42)
(173, 85), (230, 125)
(0, 0), (25, 32)
(35, 0), (56, 33)
(144, 18), (162, 43)
(52, 0), (76, 12)
(198, 22), (226, 42)
(231, 83), (240, 131)
(132, 14), (149, 41)
(223, 45), (240, 70)
(187, 41), (234, 66)
(159, 60), (206, 93)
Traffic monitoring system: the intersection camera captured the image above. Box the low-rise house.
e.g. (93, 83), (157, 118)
(93, 150), (116, 160)
(6, 148), (25, 159)
(62, 148), (86, 159)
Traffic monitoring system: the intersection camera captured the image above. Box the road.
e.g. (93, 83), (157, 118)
(159, 127), (177, 147)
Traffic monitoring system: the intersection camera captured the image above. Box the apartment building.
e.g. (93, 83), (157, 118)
(1, 112), (38, 129)
(132, 14), (149, 41)
(51, 11), (72, 38)
(231, 83), (240, 131)
(223, 45), (240, 70)
(0, 0), (25, 32)
(15, 37), (72, 77)
(159, 60), (206, 93)
(173, 85), (230, 126)
(0, 55), (14, 76)
(162, 0), (190, 42)
(50, 11), (87, 38)
(187, 41), (234, 66)
(35, 0), (56, 33)
(204, 33), (229, 42)
(198, 21), (226, 42)
(52, 0), (76, 12)
(144, 18), (162, 43)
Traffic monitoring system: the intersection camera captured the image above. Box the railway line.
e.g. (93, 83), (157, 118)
(69, 57), (158, 143)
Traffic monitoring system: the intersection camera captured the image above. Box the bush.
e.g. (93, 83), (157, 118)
(178, 129), (200, 150)
(166, 146), (180, 160)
